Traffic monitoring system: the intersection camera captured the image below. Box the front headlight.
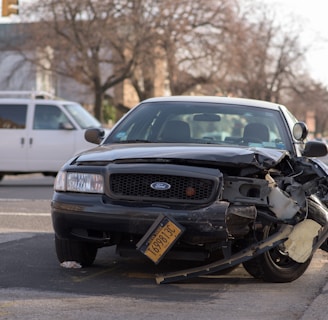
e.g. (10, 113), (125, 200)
(54, 171), (104, 194)
(54, 171), (67, 191)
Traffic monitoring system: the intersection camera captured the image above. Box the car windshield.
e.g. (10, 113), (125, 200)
(105, 101), (292, 151)
(64, 103), (101, 129)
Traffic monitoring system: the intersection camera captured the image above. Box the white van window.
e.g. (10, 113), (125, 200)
(33, 105), (72, 130)
(0, 105), (27, 129)
(64, 104), (101, 129)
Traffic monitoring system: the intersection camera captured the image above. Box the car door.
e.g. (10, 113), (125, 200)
(27, 104), (78, 172)
(0, 103), (29, 171)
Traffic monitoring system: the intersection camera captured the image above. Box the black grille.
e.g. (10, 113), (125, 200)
(110, 173), (215, 203)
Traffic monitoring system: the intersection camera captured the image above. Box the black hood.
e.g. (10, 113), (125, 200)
(75, 143), (289, 169)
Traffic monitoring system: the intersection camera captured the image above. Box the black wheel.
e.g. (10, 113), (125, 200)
(0, 174), (3, 182)
(242, 224), (311, 283)
(55, 235), (98, 267)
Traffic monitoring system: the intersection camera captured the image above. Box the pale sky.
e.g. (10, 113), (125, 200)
(2, 0), (328, 85)
(267, 0), (328, 85)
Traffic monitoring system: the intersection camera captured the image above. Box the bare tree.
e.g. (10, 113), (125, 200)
(282, 78), (328, 136)
(6, 0), (327, 131)
(220, 2), (308, 102)
(127, 0), (238, 99)
(20, 0), (155, 121)
(127, 0), (311, 104)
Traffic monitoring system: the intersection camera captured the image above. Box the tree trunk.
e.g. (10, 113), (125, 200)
(94, 89), (104, 123)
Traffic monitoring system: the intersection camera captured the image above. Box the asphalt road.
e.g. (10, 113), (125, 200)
(0, 173), (55, 200)
(1, 231), (328, 320)
(1, 174), (328, 319)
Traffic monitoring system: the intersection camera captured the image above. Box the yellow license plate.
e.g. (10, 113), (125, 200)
(137, 215), (184, 264)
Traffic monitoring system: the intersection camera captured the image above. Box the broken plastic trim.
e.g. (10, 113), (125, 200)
(155, 224), (293, 284)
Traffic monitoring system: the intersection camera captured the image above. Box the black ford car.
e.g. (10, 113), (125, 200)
(51, 96), (328, 284)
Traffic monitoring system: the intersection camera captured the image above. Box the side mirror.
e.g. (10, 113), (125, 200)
(293, 122), (308, 141)
(302, 140), (328, 157)
(85, 128), (105, 144)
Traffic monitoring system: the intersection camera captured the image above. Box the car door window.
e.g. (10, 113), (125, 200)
(0, 104), (27, 129)
(33, 105), (71, 130)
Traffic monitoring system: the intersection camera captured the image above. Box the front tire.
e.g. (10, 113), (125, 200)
(55, 235), (98, 267)
(242, 224), (311, 283)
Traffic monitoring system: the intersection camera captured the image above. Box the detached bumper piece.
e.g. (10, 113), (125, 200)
(156, 224), (293, 284)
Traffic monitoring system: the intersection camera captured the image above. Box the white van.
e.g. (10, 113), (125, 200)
(0, 91), (103, 181)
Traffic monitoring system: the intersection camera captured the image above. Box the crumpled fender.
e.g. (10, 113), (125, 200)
(307, 195), (328, 253)
(281, 195), (328, 260)
(284, 219), (322, 263)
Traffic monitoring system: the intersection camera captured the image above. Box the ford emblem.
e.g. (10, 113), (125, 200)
(150, 182), (171, 190)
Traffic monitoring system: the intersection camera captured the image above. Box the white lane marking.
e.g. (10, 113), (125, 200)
(0, 199), (50, 201)
(0, 212), (51, 216)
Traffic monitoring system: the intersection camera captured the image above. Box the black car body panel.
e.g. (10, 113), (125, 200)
(76, 144), (287, 168)
(51, 96), (328, 284)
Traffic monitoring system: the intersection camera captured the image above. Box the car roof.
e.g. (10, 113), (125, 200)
(141, 96), (283, 111)
(0, 91), (77, 104)
(0, 98), (77, 104)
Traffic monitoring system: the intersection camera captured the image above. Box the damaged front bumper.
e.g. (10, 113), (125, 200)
(156, 220), (328, 284)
